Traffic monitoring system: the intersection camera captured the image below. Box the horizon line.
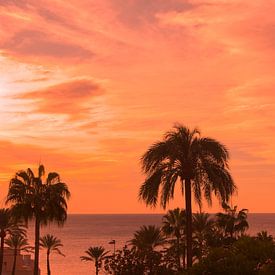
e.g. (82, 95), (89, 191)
(67, 212), (275, 215)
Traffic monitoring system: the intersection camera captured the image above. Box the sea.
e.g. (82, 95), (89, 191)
(24, 214), (275, 275)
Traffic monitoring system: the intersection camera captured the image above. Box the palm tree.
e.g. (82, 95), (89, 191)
(130, 225), (165, 253)
(40, 234), (65, 275)
(139, 124), (236, 268)
(256, 231), (273, 242)
(80, 246), (109, 275)
(5, 233), (32, 275)
(162, 208), (186, 269)
(0, 208), (26, 275)
(216, 203), (248, 239)
(192, 212), (214, 260)
(6, 164), (70, 275)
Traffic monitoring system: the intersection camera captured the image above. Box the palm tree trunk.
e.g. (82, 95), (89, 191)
(34, 217), (40, 275)
(95, 261), (99, 275)
(185, 179), (192, 268)
(182, 242), (186, 269)
(47, 251), (50, 275)
(176, 236), (181, 270)
(12, 249), (17, 275)
(0, 230), (5, 275)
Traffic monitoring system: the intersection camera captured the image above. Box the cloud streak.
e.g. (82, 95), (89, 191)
(1, 0), (275, 213)
(16, 79), (103, 118)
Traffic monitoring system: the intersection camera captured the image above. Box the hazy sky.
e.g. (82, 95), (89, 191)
(0, 0), (275, 213)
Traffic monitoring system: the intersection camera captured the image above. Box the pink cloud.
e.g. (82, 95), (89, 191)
(16, 79), (103, 118)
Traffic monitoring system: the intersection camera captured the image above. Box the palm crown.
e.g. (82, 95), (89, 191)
(6, 165), (70, 225)
(216, 203), (249, 238)
(162, 208), (186, 239)
(5, 234), (31, 251)
(40, 234), (64, 256)
(139, 125), (236, 208)
(130, 225), (165, 252)
(81, 246), (109, 275)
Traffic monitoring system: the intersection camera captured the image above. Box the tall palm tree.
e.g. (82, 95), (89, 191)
(40, 234), (65, 275)
(6, 164), (70, 275)
(80, 246), (109, 275)
(216, 203), (248, 239)
(0, 208), (26, 275)
(130, 225), (165, 253)
(162, 208), (186, 269)
(5, 233), (32, 275)
(192, 212), (214, 260)
(139, 124), (236, 268)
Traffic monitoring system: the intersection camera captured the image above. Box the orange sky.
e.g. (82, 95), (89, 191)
(0, 0), (275, 213)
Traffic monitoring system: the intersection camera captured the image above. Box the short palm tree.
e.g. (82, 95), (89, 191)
(256, 231), (273, 242)
(162, 208), (186, 269)
(5, 233), (32, 275)
(192, 212), (215, 260)
(139, 124), (236, 267)
(6, 164), (70, 275)
(0, 208), (26, 275)
(40, 234), (65, 275)
(130, 225), (165, 253)
(80, 246), (109, 275)
(216, 203), (248, 239)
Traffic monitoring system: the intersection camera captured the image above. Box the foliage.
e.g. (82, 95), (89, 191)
(139, 124), (236, 267)
(162, 208), (186, 269)
(104, 245), (177, 275)
(5, 233), (32, 275)
(192, 212), (215, 260)
(5, 233), (31, 252)
(0, 208), (26, 274)
(190, 236), (275, 275)
(216, 203), (249, 240)
(81, 246), (109, 275)
(6, 165), (70, 275)
(40, 234), (64, 256)
(130, 225), (165, 252)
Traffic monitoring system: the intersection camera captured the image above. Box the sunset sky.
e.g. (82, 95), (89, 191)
(0, 0), (275, 213)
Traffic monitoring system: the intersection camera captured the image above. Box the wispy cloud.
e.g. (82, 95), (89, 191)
(1, 30), (93, 60)
(16, 79), (103, 117)
(1, 0), (275, 212)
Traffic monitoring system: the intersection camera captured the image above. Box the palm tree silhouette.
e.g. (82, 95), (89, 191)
(40, 234), (65, 275)
(5, 233), (32, 275)
(130, 225), (165, 253)
(256, 231), (273, 242)
(192, 212), (214, 260)
(216, 203), (248, 239)
(80, 246), (109, 275)
(6, 164), (70, 275)
(162, 208), (186, 269)
(0, 208), (26, 275)
(139, 124), (236, 267)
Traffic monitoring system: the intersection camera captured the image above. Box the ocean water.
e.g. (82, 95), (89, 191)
(23, 214), (275, 275)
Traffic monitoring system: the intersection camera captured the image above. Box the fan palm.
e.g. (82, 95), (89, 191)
(0, 208), (26, 275)
(80, 246), (109, 275)
(130, 225), (165, 253)
(6, 164), (70, 275)
(162, 208), (186, 269)
(5, 233), (32, 275)
(139, 124), (236, 267)
(40, 234), (65, 275)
